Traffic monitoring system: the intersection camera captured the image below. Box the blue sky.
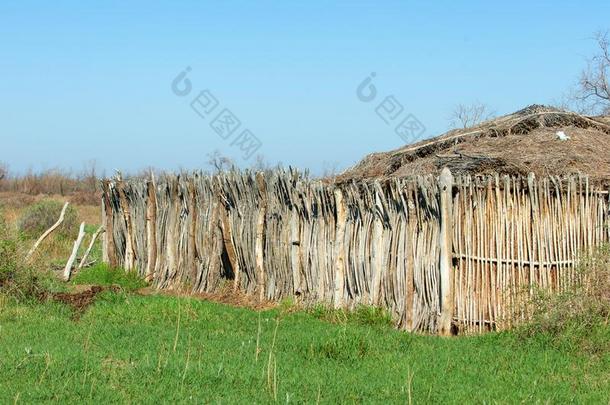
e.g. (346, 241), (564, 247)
(1, 1), (608, 175)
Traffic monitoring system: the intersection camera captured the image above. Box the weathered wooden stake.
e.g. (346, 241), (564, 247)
(78, 225), (105, 269)
(64, 222), (86, 281)
(371, 184), (383, 305)
(101, 181), (117, 268)
(439, 168), (455, 335)
(216, 186), (240, 291)
(117, 180), (136, 270)
(405, 183), (416, 331)
(145, 179), (158, 281)
(26, 201), (69, 262)
(290, 209), (302, 295)
(187, 178), (199, 285)
(333, 188), (347, 308)
(255, 173), (267, 300)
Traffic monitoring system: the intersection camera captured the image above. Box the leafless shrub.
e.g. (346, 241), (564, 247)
(206, 150), (234, 173)
(0, 166), (102, 206)
(80, 160), (100, 194)
(0, 162), (7, 182)
(575, 31), (610, 115)
(449, 103), (495, 129)
(1, 167), (75, 195)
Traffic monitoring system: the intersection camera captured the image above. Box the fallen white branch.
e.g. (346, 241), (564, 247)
(80, 260), (97, 268)
(63, 222), (86, 281)
(78, 226), (105, 270)
(26, 202), (69, 262)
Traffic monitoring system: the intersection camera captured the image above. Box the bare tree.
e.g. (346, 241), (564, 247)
(576, 31), (610, 115)
(206, 150), (234, 173)
(449, 103), (495, 129)
(82, 159), (99, 193)
(0, 162), (7, 182)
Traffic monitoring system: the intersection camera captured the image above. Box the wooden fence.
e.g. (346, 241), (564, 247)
(101, 170), (610, 334)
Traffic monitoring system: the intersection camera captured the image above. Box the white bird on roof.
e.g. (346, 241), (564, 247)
(556, 131), (570, 141)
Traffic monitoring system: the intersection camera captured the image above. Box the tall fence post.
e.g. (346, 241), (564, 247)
(290, 208), (302, 295)
(405, 182), (416, 331)
(371, 182), (383, 305)
(255, 173), (267, 301)
(187, 177), (199, 286)
(117, 179), (136, 271)
(102, 180), (117, 268)
(333, 188), (347, 308)
(145, 179), (158, 282)
(439, 168), (455, 336)
(215, 181), (240, 291)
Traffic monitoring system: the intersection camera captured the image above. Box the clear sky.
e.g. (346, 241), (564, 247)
(1, 1), (608, 175)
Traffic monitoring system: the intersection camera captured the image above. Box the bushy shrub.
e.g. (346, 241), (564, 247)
(17, 200), (78, 239)
(0, 213), (19, 287)
(0, 211), (62, 301)
(518, 246), (610, 353)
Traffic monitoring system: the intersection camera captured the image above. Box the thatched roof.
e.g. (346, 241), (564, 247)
(337, 105), (610, 185)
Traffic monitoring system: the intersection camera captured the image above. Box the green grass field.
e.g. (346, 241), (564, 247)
(1, 200), (609, 403)
(1, 276), (609, 404)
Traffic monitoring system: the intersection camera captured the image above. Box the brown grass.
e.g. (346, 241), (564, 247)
(0, 196), (101, 275)
(0, 193), (100, 225)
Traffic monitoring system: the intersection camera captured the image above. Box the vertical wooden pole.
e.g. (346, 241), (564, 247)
(78, 225), (104, 269)
(63, 222), (86, 281)
(405, 183), (416, 331)
(101, 191), (108, 264)
(439, 168), (455, 336)
(165, 179), (180, 285)
(255, 173), (267, 300)
(371, 184), (383, 305)
(333, 188), (347, 308)
(187, 178), (199, 285)
(117, 180), (136, 271)
(216, 184), (240, 291)
(145, 179), (158, 281)
(290, 208), (302, 295)
(102, 180), (117, 268)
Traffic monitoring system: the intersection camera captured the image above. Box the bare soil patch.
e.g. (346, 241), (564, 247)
(45, 285), (119, 317)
